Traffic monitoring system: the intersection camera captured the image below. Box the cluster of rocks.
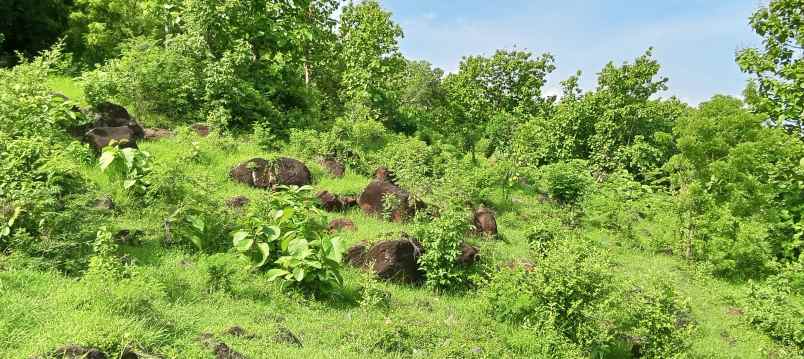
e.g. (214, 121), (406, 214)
(55, 96), (186, 152)
(316, 191), (357, 212)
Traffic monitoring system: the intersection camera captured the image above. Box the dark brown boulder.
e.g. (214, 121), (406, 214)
(316, 191), (358, 212)
(191, 123), (210, 137)
(86, 102), (145, 139)
(317, 191), (343, 212)
(143, 128), (173, 140)
(358, 168), (421, 222)
(361, 238), (424, 284)
(229, 157), (312, 189)
(225, 196), (250, 209)
(457, 242), (480, 266)
(320, 157), (345, 177)
(328, 218), (356, 233)
(473, 207), (498, 236)
(85, 126), (139, 152)
(345, 242), (368, 267)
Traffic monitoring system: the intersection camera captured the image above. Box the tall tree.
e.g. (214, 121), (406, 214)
(337, 0), (405, 124)
(0, 0), (72, 66)
(442, 50), (555, 159)
(737, 0), (804, 133)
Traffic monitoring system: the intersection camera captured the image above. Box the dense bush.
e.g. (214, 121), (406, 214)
(232, 186), (346, 294)
(484, 240), (693, 357)
(742, 282), (804, 351)
(538, 160), (594, 204)
(668, 95), (804, 278)
(0, 46), (102, 273)
(414, 210), (474, 291)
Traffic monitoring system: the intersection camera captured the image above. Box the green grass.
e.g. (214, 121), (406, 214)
(0, 79), (799, 358)
(47, 75), (85, 104)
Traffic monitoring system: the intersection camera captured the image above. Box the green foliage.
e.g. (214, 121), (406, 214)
(668, 95), (804, 278)
(484, 240), (693, 357)
(0, 0), (71, 66)
(231, 186), (346, 293)
(338, 0), (405, 126)
(742, 282), (804, 351)
(736, 0), (804, 131)
(538, 160), (594, 204)
(414, 211), (474, 291)
(442, 50), (555, 157)
(99, 145), (152, 194)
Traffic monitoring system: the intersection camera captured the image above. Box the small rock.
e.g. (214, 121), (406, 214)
(225, 196), (250, 209)
(191, 123), (210, 137)
(223, 326), (256, 339)
(274, 326), (303, 348)
(85, 126), (139, 152)
(457, 242), (479, 266)
(230, 157), (312, 189)
(92, 196), (115, 211)
(143, 128), (173, 140)
(472, 207), (498, 236)
(34, 345), (107, 359)
(114, 229), (143, 246)
(328, 218), (356, 233)
(320, 157), (345, 177)
(198, 333), (245, 359)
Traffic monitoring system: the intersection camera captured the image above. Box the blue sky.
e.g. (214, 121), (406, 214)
(372, 0), (762, 105)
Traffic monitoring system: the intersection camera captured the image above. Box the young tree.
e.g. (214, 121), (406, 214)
(442, 50), (555, 160)
(736, 0), (804, 132)
(338, 0), (405, 123)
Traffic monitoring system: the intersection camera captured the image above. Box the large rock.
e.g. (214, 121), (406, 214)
(320, 157), (345, 177)
(473, 207), (498, 236)
(230, 157), (312, 189)
(364, 238), (424, 283)
(345, 236), (479, 283)
(86, 102), (145, 140)
(85, 126), (139, 152)
(345, 237), (424, 283)
(457, 242), (480, 266)
(358, 167), (423, 222)
(316, 191), (358, 212)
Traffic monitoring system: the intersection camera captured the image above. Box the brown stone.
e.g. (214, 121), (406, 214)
(358, 168), (422, 222)
(473, 207), (498, 236)
(320, 157), (345, 177)
(230, 157), (312, 189)
(143, 128), (173, 140)
(191, 123), (210, 137)
(328, 218), (356, 232)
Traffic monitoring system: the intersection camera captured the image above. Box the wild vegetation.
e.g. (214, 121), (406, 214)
(0, 0), (802, 358)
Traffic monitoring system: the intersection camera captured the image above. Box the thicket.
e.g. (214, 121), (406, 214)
(1, 0), (803, 355)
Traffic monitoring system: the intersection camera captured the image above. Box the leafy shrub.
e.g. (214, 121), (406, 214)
(742, 282), (804, 351)
(99, 145), (152, 195)
(414, 210), (474, 291)
(524, 217), (567, 257)
(231, 186), (346, 294)
(483, 240), (693, 357)
(538, 160), (594, 204)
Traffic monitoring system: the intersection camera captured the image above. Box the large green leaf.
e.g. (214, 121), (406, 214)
(232, 231), (254, 252)
(98, 150), (117, 171)
(266, 268), (290, 281)
(255, 242), (271, 267)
